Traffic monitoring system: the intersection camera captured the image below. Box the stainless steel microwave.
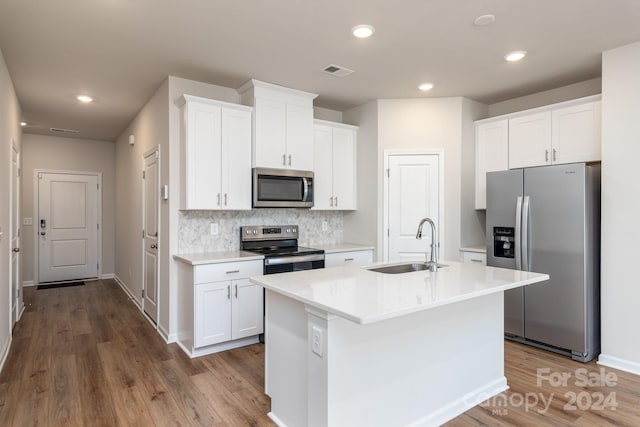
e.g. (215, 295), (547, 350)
(253, 168), (314, 208)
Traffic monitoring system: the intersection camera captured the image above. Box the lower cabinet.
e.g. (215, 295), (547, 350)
(459, 250), (487, 265)
(325, 249), (373, 268)
(177, 258), (263, 357)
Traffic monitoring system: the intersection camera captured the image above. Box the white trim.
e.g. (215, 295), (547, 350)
(33, 169), (103, 285)
(100, 273), (115, 280)
(178, 336), (260, 358)
(267, 412), (288, 427)
(382, 149), (445, 262)
(22, 280), (36, 287)
(157, 324), (176, 343)
(113, 274), (142, 309)
(598, 354), (640, 376)
(141, 146), (161, 328)
(0, 333), (11, 377)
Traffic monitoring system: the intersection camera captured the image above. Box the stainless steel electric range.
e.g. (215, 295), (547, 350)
(240, 225), (325, 274)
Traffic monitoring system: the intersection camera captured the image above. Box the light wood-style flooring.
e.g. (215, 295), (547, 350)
(0, 279), (638, 426)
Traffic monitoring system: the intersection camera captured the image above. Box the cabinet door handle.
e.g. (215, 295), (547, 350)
(217, 193), (221, 206)
(335, 196), (338, 207)
(330, 196), (334, 207)
(471, 258), (483, 263)
(288, 154), (292, 166)
(553, 148), (557, 162)
(545, 149), (549, 162)
(282, 154), (286, 166)
(227, 285), (230, 299)
(225, 270), (240, 274)
(344, 258), (354, 262)
(224, 193), (228, 206)
(235, 284), (238, 298)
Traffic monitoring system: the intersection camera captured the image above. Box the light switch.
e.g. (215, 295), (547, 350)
(23, 217), (33, 226)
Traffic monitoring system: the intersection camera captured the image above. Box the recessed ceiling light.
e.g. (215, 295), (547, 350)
(418, 82), (434, 91)
(20, 121), (27, 127)
(474, 14), (495, 26)
(352, 24), (375, 38)
(505, 50), (527, 62)
(77, 95), (94, 103)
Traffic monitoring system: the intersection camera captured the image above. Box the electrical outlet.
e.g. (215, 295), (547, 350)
(312, 326), (323, 357)
(210, 223), (219, 235)
(321, 221), (328, 232)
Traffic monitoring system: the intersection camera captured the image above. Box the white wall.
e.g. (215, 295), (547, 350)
(114, 78), (170, 334)
(488, 78), (601, 117)
(343, 101), (379, 258)
(0, 48), (22, 371)
(21, 134), (116, 283)
(377, 98), (465, 261)
(314, 106), (342, 122)
(598, 40), (640, 374)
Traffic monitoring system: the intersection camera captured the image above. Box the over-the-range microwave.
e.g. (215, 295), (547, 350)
(252, 167), (314, 208)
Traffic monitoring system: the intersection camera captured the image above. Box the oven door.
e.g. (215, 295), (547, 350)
(264, 254), (325, 274)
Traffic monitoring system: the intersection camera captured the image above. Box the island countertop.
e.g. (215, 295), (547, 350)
(251, 260), (549, 325)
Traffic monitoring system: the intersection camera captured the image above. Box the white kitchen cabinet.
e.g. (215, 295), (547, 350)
(325, 249), (373, 268)
(239, 79), (317, 170)
(313, 120), (357, 210)
(508, 111), (552, 169)
(177, 95), (252, 210)
(460, 249), (487, 265)
(176, 258), (264, 357)
(475, 119), (509, 209)
(507, 97), (601, 169)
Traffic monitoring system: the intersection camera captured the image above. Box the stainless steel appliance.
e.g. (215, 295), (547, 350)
(240, 225), (324, 273)
(252, 168), (314, 208)
(486, 163), (600, 362)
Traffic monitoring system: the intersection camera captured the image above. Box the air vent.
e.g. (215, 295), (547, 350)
(50, 127), (79, 134)
(321, 64), (354, 77)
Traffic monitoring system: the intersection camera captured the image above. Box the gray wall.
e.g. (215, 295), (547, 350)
(21, 134), (116, 283)
(0, 47), (22, 367)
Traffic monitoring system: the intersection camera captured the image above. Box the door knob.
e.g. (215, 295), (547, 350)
(40, 232), (46, 236)
(12, 248), (20, 253)
(151, 244), (158, 249)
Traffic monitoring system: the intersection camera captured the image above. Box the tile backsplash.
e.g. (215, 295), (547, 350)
(178, 209), (344, 253)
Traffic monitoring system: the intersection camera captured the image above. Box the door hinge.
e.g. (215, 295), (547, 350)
(17, 167), (21, 178)
(142, 171), (146, 179)
(142, 230), (145, 238)
(97, 263), (99, 270)
(387, 228), (390, 237)
(97, 223), (99, 230)
(97, 183), (99, 190)
(386, 168), (390, 178)
(142, 289), (145, 298)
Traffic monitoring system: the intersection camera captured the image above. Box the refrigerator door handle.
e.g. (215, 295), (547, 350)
(522, 195), (531, 271)
(515, 196), (523, 270)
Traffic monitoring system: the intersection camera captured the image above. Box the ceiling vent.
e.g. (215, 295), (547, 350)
(50, 127), (79, 134)
(322, 64), (354, 77)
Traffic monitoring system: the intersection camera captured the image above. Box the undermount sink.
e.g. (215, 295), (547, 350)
(368, 262), (447, 274)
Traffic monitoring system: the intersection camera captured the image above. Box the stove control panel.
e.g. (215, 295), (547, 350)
(241, 225), (299, 241)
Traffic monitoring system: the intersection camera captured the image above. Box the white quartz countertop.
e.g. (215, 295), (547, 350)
(460, 245), (487, 253)
(173, 251), (264, 265)
(251, 260), (548, 325)
(313, 243), (375, 253)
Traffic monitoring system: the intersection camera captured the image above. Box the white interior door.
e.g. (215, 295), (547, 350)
(10, 142), (21, 325)
(38, 172), (99, 283)
(143, 149), (159, 323)
(386, 154), (441, 262)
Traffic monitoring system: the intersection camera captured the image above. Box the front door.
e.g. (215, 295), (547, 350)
(386, 154), (441, 261)
(142, 149), (159, 323)
(38, 172), (99, 283)
(11, 142), (21, 325)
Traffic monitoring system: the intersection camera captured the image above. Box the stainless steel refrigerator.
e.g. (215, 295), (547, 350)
(486, 163), (600, 362)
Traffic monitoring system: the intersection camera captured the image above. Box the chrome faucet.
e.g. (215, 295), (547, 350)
(416, 217), (438, 272)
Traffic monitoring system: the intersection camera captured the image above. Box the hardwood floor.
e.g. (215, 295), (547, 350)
(1, 279), (639, 426)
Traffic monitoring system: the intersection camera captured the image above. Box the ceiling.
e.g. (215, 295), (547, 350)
(1, 0), (640, 141)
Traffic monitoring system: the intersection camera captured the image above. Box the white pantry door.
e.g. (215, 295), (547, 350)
(386, 154), (441, 261)
(11, 143), (21, 325)
(143, 150), (159, 323)
(38, 172), (99, 283)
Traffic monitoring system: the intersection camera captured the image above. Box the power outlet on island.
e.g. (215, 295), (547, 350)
(312, 326), (323, 357)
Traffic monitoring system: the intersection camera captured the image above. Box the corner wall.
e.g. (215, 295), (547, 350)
(21, 134), (116, 283)
(0, 48), (22, 371)
(598, 40), (640, 374)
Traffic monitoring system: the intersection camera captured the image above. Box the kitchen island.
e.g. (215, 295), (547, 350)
(250, 260), (549, 427)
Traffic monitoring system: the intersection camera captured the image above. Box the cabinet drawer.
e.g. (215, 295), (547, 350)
(325, 250), (373, 268)
(194, 260), (263, 284)
(461, 251), (487, 265)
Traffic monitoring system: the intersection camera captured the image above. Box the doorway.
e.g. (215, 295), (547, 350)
(10, 139), (21, 325)
(36, 171), (101, 283)
(383, 151), (444, 262)
(142, 148), (160, 324)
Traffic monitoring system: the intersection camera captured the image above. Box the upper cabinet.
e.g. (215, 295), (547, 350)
(474, 95), (601, 209)
(239, 79), (318, 170)
(475, 119), (508, 210)
(177, 95), (252, 210)
(313, 120), (358, 210)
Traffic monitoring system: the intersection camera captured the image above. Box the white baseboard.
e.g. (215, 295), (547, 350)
(268, 412), (288, 427)
(158, 324), (176, 343)
(0, 333), (12, 377)
(598, 354), (640, 376)
(22, 280), (36, 287)
(113, 275), (142, 309)
(101, 273), (115, 279)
